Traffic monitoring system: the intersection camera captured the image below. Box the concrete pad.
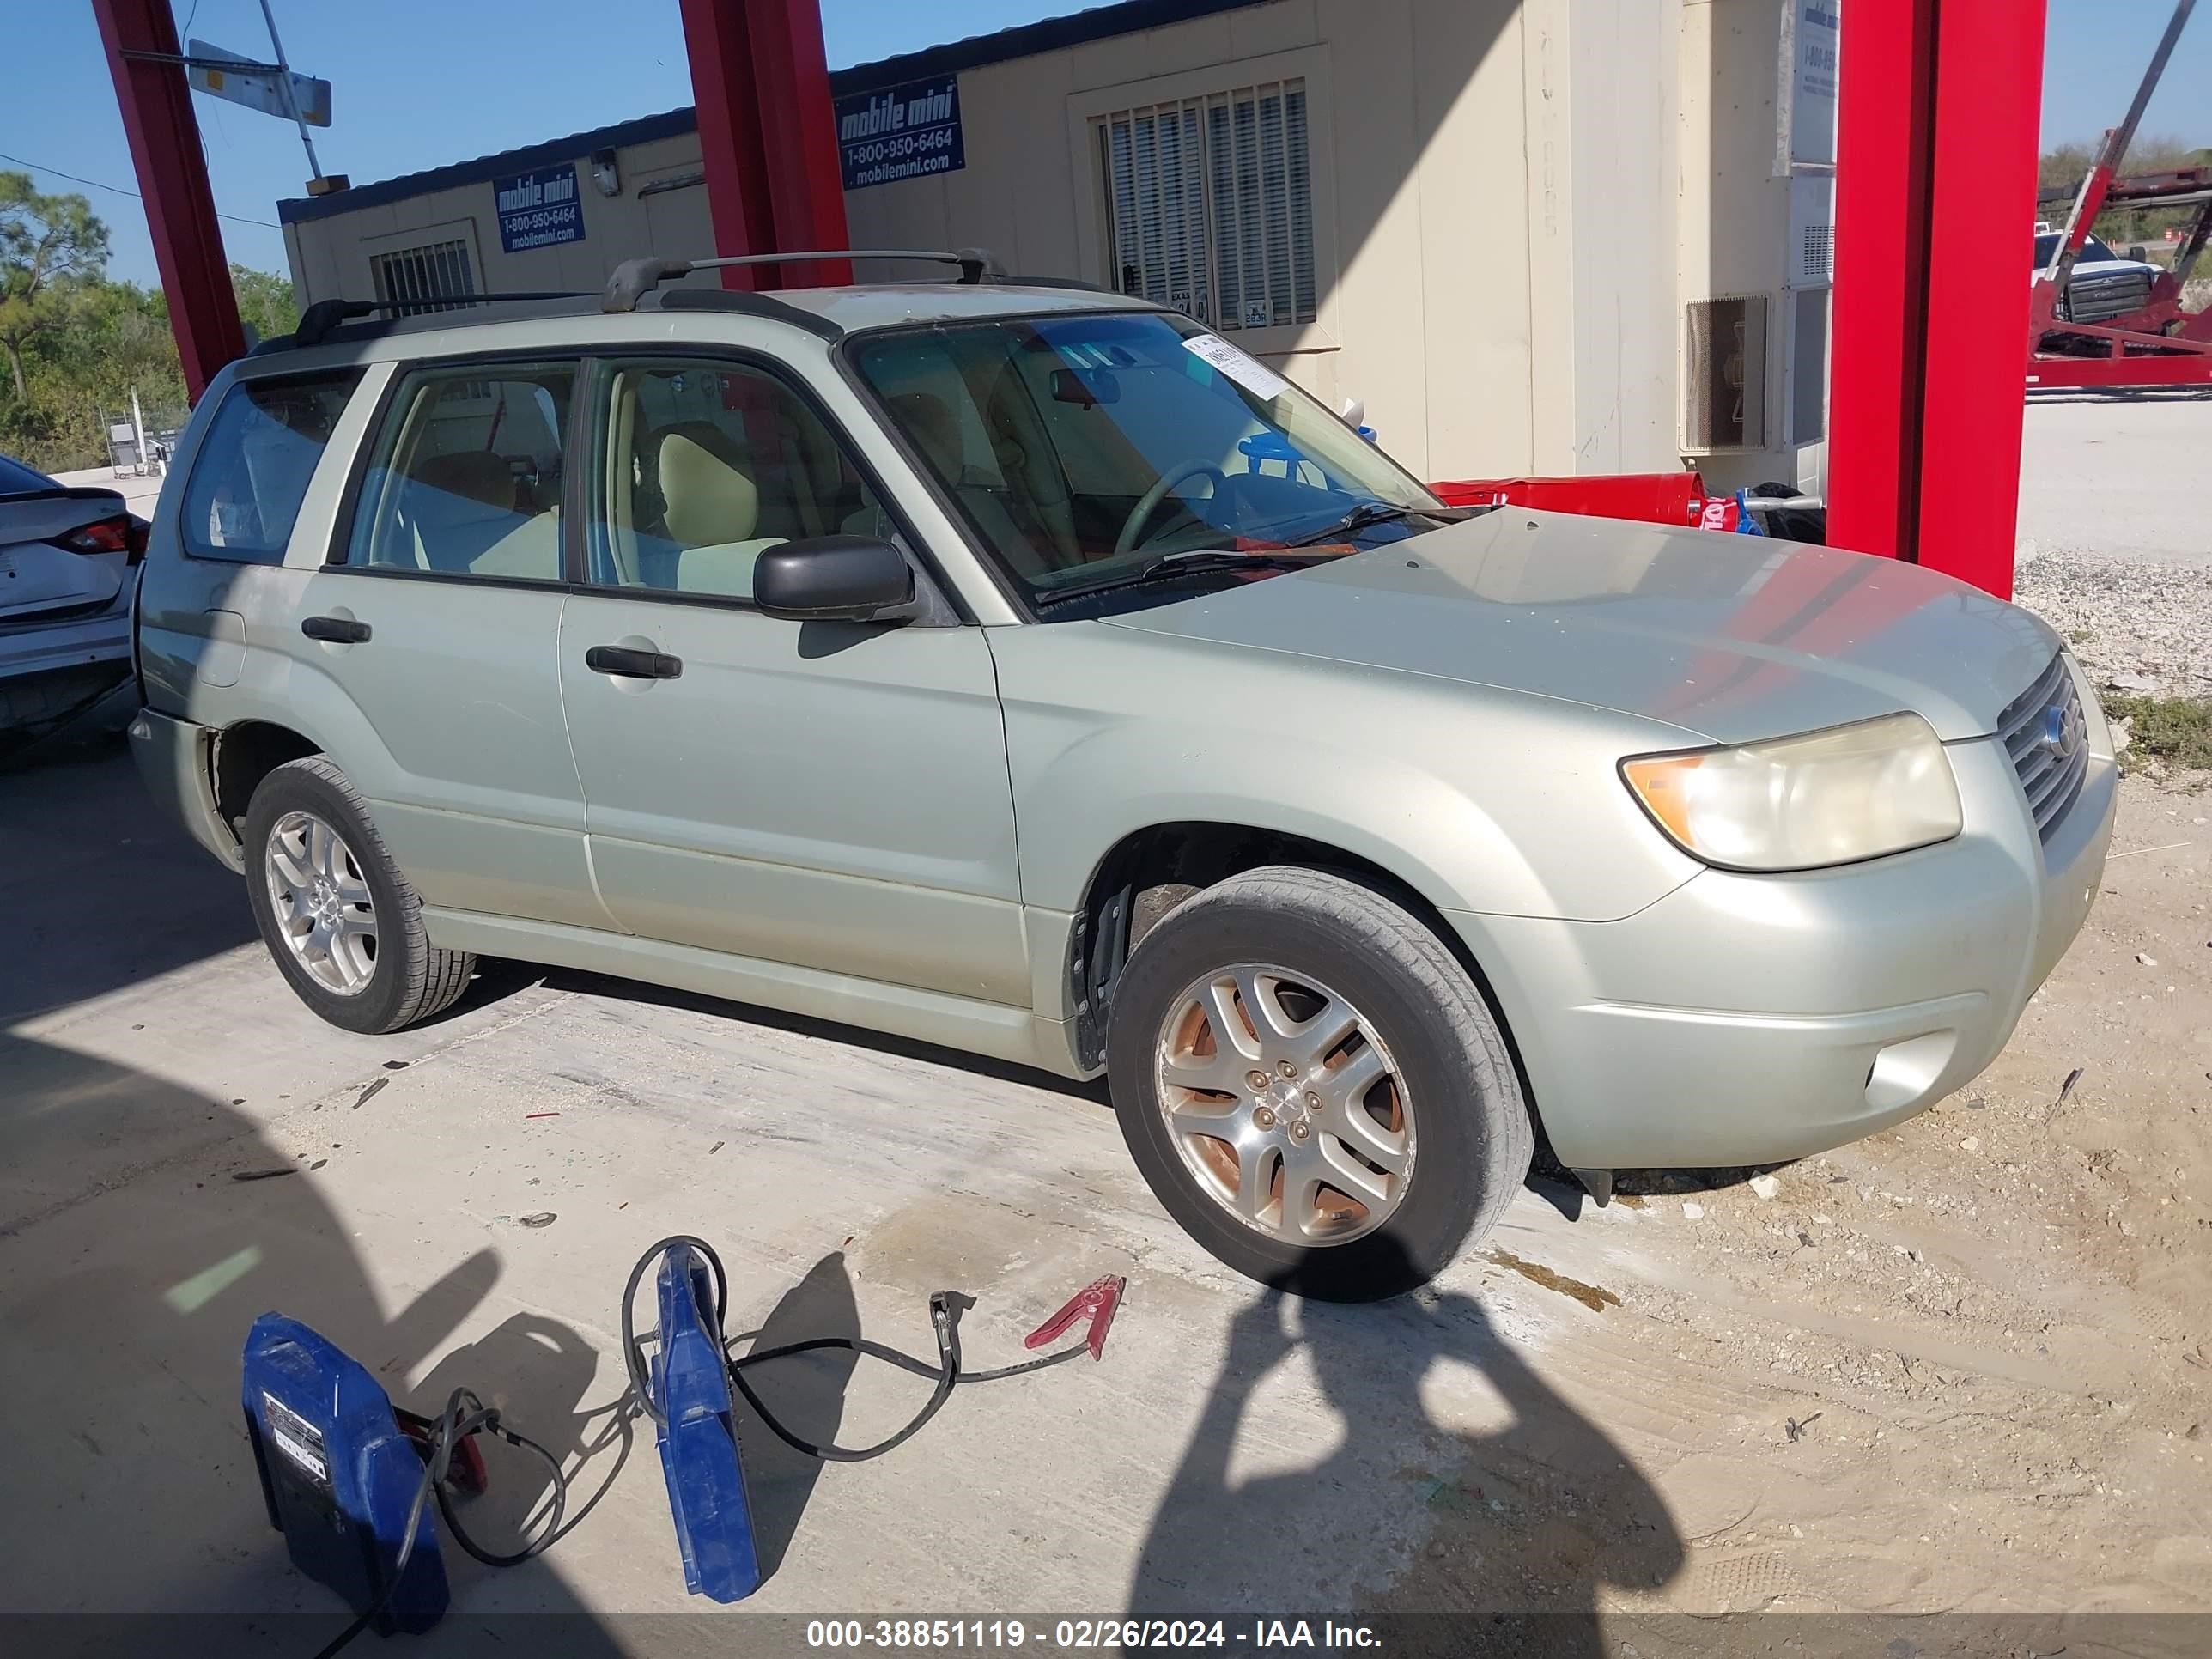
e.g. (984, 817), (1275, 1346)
(4, 748), (2208, 1652)
(2017, 394), (2212, 568)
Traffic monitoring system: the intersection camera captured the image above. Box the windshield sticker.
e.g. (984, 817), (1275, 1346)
(1182, 334), (1291, 403)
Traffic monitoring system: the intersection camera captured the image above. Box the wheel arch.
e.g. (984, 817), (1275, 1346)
(210, 719), (324, 844)
(1065, 818), (1547, 1147)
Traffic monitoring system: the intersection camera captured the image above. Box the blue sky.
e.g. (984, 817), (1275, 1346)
(3, 0), (2205, 289)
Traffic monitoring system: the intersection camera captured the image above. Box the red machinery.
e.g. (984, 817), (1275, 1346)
(2028, 0), (2212, 391)
(1431, 472), (1764, 535)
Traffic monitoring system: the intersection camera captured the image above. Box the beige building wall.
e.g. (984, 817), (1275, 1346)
(283, 1), (1813, 488)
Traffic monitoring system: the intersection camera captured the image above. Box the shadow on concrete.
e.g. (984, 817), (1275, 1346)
(538, 966), (1111, 1105)
(726, 1250), (863, 1582)
(0, 1039), (629, 1651)
(0, 742), (255, 1024)
(1129, 1237), (1682, 1647)
(2026, 385), (2212, 405)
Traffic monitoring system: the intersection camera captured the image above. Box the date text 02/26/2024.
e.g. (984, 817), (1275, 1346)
(805, 1620), (1383, 1650)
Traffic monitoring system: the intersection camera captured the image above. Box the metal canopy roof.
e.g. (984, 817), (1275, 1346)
(276, 0), (1263, 226)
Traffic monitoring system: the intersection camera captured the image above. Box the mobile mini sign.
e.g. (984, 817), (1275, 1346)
(494, 164), (586, 253)
(836, 76), (966, 191)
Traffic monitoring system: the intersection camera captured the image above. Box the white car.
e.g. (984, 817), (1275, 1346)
(0, 453), (143, 744)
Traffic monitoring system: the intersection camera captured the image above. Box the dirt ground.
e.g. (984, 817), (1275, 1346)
(1394, 769), (2212, 1636)
(3, 780), (2208, 1653)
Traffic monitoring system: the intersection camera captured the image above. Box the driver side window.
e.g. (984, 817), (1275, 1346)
(343, 362), (574, 582)
(586, 358), (887, 603)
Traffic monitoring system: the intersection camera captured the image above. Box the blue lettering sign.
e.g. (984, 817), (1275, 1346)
(494, 163), (585, 253)
(836, 75), (965, 191)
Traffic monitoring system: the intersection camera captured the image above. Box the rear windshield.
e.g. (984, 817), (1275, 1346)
(180, 372), (362, 563)
(2033, 233), (2118, 266)
(0, 454), (57, 495)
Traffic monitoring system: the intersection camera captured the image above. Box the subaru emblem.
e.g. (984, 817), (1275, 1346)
(2041, 703), (2071, 757)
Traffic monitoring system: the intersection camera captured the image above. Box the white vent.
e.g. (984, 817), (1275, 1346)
(1788, 173), (1837, 289)
(1685, 295), (1768, 452)
(1800, 222), (1835, 284)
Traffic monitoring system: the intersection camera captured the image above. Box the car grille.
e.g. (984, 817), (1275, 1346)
(2062, 270), (2154, 323)
(1997, 653), (2090, 840)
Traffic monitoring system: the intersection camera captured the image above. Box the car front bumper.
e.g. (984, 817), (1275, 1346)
(1453, 689), (2118, 1170)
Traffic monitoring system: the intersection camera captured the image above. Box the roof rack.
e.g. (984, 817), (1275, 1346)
(601, 247), (1000, 312)
(287, 291), (590, 349)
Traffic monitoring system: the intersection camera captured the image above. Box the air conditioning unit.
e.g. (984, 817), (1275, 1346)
(1684, 295), (1768, 452)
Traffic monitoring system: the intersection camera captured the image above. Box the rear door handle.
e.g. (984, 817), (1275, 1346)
(301, 615), (371, 643)
(585, 644), (683, 680)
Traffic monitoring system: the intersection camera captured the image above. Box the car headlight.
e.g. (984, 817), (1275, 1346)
(1620, 711), (1962, 872)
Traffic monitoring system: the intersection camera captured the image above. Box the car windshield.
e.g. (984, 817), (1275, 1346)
(0, 453), (58, 495)
(848, 311), (1452, 611)
(2033, 233), (2118, 266)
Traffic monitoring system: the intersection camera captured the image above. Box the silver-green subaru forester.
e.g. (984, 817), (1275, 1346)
(131, 259), (2114, 1298)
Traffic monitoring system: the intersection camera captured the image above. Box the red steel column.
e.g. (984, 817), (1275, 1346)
(1827, 0), (1939, 567)
(1913, 0), (2046, 599)
(1829, 0), (2046, 598)
(91, 0), (246, 401)
(678, 0), (851, 291)
(745, 0), (853, 287)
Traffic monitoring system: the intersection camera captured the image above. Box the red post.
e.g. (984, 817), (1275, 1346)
(677, 0), (851, 291)
(1914, 0), (2046, 599)
(91, 0), (246, 402)
(745, 0), (854, 288)
(1827, 0), (1939, 568)
(1829, 0), (2047, 599)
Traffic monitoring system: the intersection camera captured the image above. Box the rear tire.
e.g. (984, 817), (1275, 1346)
(242, 757), (476, 1035)
(1106, 866), (1532, 1301)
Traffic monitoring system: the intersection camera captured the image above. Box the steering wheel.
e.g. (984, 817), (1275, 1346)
(1114, 460), (1227, 558)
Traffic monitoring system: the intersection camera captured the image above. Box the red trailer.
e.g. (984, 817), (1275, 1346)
(2028, 0), (2212, 391)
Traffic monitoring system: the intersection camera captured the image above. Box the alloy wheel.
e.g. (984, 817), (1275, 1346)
(1152, 963), (1414, 1245)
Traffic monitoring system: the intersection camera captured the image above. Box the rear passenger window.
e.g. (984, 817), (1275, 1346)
(180, 371), (362, 562)
(343, 362), (574, 582)
(586, 359), (888, 602)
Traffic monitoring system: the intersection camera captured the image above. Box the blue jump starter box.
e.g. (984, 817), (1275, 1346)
(241, 1313), (449, 1634)
(653, 1243), (761, 1601)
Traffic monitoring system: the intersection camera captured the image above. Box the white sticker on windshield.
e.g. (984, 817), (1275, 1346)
(1182, 333), (1291, 403)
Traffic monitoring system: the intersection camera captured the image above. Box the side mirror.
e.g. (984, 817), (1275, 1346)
(754, 535), (915, 622)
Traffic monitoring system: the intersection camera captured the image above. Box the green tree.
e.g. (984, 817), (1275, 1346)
(0, 172), (111, 401)
(0, 173), (298, 470)
(2038, 134), (2205, 251)
(231, 262), (300, 347)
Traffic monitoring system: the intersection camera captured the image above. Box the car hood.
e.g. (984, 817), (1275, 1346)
(1097, 508), (2060, 744)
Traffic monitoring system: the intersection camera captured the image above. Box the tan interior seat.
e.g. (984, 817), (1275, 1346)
(400, 449), (561, 580)
(655, 423), (786, 599)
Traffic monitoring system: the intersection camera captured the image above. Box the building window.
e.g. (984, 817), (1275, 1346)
(369, 238), (478, 314)
(1097, 80), (1316, 332)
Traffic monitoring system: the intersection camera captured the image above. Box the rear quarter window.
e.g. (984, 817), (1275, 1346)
(179, 371), (362, 562)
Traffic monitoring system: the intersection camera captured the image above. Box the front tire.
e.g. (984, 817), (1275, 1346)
(242, 757), (476, 1035)
(1106, 866), (1531, 1301)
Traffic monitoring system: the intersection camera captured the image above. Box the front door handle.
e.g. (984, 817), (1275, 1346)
(301, 615), (371, 643)
(585, 644), (683, 680)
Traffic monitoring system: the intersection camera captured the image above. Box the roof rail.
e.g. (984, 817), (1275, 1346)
(289, 291), (588, 349)
(601, 247), (1000, 312)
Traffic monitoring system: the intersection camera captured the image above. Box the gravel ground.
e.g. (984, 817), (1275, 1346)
(2015, 553), (2212, 698)
(2012, 396), (2212, 702)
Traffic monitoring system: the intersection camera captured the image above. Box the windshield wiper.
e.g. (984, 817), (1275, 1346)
(1034, 548), (1337, 609)
(1287, 501), (1449, 546)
